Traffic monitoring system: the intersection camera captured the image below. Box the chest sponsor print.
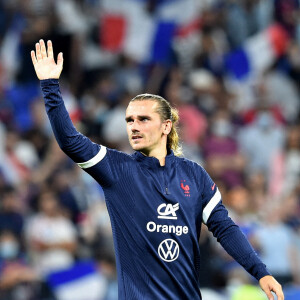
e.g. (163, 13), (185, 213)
(158, 239), (180, 262)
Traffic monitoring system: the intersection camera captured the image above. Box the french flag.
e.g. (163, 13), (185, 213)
(47, 261), (106, 300)
(100, 0), (202, 64)
(226, 24), (289, 81)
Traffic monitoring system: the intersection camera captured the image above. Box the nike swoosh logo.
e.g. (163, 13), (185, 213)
(211, 183), (216, 190)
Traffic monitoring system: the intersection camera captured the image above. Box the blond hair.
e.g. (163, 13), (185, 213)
(130, 94), (182, 156)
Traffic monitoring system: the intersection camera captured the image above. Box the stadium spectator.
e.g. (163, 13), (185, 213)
(0, 230), (40, 300)
(203, 109), (246, 188)
(238, 107), (285, 178)
(252, 204), (299, 286)
(0, 185), (24, 237)
(25, 190), (77, 277)
(269, 124), (300, 198)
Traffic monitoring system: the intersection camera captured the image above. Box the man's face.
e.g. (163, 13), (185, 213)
(125, 100), (167, 155)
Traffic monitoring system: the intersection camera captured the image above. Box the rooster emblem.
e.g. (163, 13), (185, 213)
(180, 180), (190, 196)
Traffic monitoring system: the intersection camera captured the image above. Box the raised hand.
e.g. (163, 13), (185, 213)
(31, 40), (63, 80)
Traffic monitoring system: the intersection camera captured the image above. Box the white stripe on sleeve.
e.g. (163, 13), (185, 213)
(202, 188), (222, 224)
(77, 146), (107, 169)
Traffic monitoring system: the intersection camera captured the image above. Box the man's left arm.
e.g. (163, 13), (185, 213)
(200, 169), (284, 300)
(205, 202), (283, 300)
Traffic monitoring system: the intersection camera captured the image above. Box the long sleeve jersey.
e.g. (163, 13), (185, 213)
(41, 79), (270, 300)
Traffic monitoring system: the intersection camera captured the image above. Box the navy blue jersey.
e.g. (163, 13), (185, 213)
(41, 79), (270, 299)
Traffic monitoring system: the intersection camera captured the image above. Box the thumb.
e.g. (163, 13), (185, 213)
(57, 52), (63, 68)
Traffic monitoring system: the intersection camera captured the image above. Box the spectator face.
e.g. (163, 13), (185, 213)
(0, 231), (19, 260)
(2, 189), (19, 212)
(287, 126), (300, 149)
(228, 186), (250, 215)
(255, 111), (274, 130)
(125, 100), (168, 155)
(211, 110), (232, 138)
(39, 193), (59, 217)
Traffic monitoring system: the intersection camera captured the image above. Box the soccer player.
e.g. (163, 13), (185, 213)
(31, 40), (284, 300)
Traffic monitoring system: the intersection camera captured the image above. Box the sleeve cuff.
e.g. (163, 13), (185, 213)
(254, 264), (272, 281)
(40, 78), (59, 87)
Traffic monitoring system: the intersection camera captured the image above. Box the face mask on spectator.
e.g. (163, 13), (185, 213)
(212, 119), (232, 137)
(0, 240), (19, 259)
(256, 112), (274, 130)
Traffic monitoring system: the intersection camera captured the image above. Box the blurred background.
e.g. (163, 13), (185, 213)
(0, 0), (300, 299)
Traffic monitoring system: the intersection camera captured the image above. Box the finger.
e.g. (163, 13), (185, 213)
(57, 52), (63, 68)
(273, 283), (284, 300)
(35, 43), (42, 62)
(47, 40), (53, 59)
(264, 289), (274, 300)
(39, 39), (47, 59)
(31, 50), (37, 66)
(275, 289), (284, 300)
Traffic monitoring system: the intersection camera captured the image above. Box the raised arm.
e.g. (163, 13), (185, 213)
(31, 40), (100, 164)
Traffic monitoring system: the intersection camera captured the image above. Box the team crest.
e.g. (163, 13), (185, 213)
(180, 180), (190, 197)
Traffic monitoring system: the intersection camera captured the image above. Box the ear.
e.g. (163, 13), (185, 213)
(163, 120), (172, 135)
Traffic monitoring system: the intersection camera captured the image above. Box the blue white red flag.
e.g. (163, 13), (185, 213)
(226, 24), (289, 81)
(100, 0), (202, 64)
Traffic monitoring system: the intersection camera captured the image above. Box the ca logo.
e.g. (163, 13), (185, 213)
(157, 203), (179, 220)
(158, 239), (180, 262)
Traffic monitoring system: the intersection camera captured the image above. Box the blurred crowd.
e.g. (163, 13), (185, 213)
(1, 0), (300, 299)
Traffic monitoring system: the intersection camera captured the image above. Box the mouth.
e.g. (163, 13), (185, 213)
(131, 135), (143, 141)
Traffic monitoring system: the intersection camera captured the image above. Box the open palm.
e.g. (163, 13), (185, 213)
(31, 40), (63, 80)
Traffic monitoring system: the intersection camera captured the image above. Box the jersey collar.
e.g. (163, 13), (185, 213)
(133, 149), (175, 168)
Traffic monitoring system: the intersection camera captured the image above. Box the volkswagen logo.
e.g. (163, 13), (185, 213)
(158, 239), (179, 262)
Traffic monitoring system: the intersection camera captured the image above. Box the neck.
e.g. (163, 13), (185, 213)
(141, 147), (167, 166)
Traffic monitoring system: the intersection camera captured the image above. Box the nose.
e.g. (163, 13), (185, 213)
(130, 120), (140, 132)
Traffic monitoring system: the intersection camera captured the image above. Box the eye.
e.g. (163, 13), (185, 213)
(141, 117), (149, 122)
(126, 118), (133, 124)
